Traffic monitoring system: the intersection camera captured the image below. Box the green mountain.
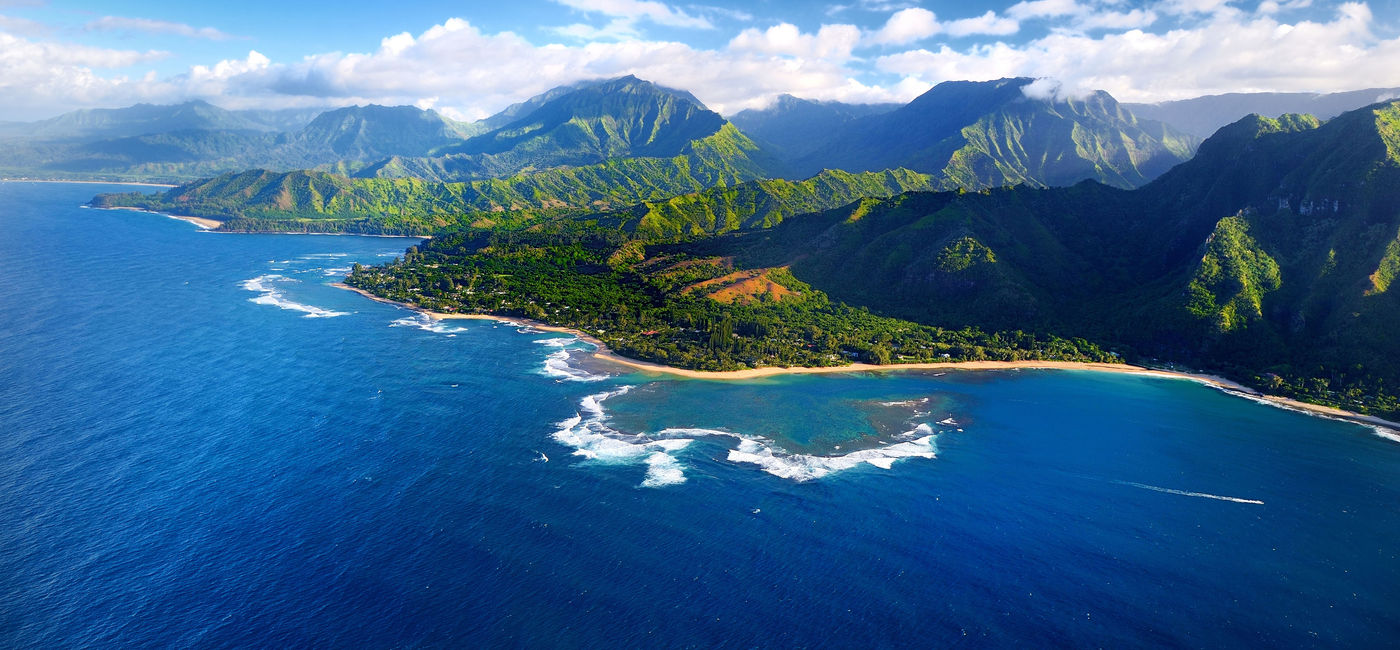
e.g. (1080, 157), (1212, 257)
(90, 121), (770, 234)
(361, 76), (745, 181)
(792, 77), (1198, 190)
(598, 168), (938, 239)
(287, 104), (472, 160)
(686, 101), (1400, 412)
(728, 95), (898, 159)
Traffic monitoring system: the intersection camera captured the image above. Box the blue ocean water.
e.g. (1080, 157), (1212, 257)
(1, 181), (1397, 647)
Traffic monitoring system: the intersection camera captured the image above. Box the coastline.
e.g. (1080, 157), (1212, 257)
(330, 283), (1400, 436)
(93, 206), (223, 230)
(2, 178), (177, 188)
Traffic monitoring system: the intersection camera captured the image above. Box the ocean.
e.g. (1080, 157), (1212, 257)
(2, 181), (1397, 647)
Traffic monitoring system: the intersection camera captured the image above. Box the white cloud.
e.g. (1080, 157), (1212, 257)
(870, 8), (940, 45)
(1257, 0), (1312, 14)
(0, 12), (45, 35)
(551, 18), (642, 40)
(84, 16), (235, 40)
(1075, 8), (1158, 30)
(730, 22), (863, 59)
(0, 32), (170, 119)
(1008, 0), (1082, 20)
(943, 11), (1021, 36)
(2, 2), (1398, 122)
(1157, 0), (1238, 16)
(689, 4), (753, 22)
(868, 7), (1021, 45)
(552, 0), (712, 29)
(876, 1), (1394, 102)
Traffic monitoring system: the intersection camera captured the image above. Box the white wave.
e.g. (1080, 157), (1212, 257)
(240, 275), (348, 318)
(726, 430), (937, 481)
(1370, 426), (1400, 444)
(880, 398), (930, 407)
(536, 337), (604, 382)
(551, 388), (941, 486)
(642, 452), (688, 487)
(1217, 388), (1400, 443)
(298, 253), (349, 259)
(1114, 480), (1263, 505)
(389, 313), (468, 334)
(552, 387), (695, 487)
(321, 266), (351, 276)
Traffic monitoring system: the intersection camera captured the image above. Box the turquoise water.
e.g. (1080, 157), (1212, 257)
(2, 181), (1397, 646)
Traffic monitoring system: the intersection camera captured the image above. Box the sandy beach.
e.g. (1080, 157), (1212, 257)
(330, 283), (1400, 435)
(93, 206), (223, 229)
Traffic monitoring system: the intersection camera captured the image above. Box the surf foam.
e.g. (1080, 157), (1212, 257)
(389, 314), (468, 334)
(551, 390), (942, 485)
(536, 337), (604, 382)
(240, 275), (348, 318)
(551, 386), (696, 487)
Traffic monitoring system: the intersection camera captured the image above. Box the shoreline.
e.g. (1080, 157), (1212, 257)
(330, 284), (1400, 436)
(91, 206), (223, 229)
(97, 206), (428, 238)
(2, 178), (177, 188)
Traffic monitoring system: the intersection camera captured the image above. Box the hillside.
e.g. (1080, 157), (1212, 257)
(343, 100), (1400, 416)
(791, 78), (1197, 190)
(728, 95), (898, 159)
(364, 76), (752, 181)
(90, 121), (770, 234)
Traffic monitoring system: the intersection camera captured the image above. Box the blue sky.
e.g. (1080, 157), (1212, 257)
(1, 0), (1397, 120)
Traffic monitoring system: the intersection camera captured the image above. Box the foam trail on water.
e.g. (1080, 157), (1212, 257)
(1114, 480), (1263, 505)
(389, 314), (468, 334)
(241, 275), (348, 318)
(536, 337), (604, 382)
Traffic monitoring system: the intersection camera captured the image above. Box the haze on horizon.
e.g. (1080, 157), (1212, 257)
(1, 0), (1397, 122)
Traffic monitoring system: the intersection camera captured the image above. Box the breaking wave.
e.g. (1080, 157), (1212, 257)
(551, 387), (695, 487)
(240, 275), (347, 318)
(536, 337), (605, 382)
(1370, 426), (1400, 444)
(724, 424), (938, 481)
(551, 388), (942, 486)
(389, 313), (468, 335)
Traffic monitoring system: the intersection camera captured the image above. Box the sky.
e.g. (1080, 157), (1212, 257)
(1, 0), (1398, 121)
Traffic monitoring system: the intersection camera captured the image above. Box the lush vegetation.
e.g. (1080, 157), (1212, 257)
(789, 77), (1199, 189)
(346, 228), (1119, 371)
(90, 123), (769, 235)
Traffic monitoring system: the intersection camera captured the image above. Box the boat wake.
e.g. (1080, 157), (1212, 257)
(1113, 480), (1264, 505)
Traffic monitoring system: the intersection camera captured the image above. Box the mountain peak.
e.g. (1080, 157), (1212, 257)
(435, 75), (726, 167)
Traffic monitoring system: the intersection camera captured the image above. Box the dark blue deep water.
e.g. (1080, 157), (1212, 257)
(2, 182), (1398, 647)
